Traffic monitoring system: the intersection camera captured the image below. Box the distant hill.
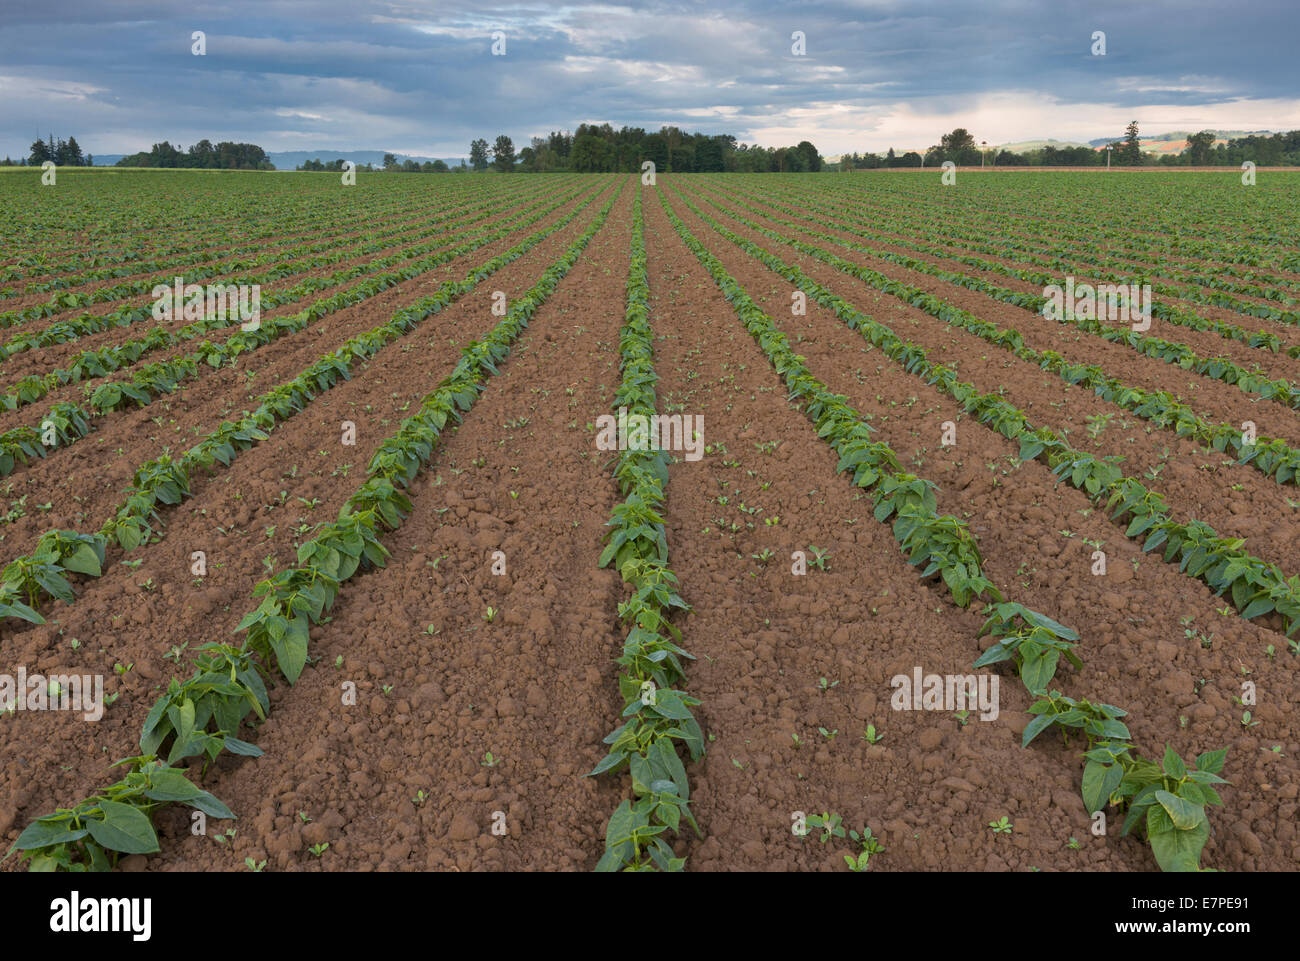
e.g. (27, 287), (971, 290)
(263, 150), (465, 169)
(1084, 129), (1273, 148)
(1080, 129), (1277, 154)
(996, 138), (1093, 153)
(92, 149), (465, 169)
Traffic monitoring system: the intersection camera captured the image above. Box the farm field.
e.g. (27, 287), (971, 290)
(1, 168), (1298, 873)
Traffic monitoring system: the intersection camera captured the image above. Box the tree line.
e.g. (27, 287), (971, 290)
(461, 125), (823, 173)
(835, 124), (1300, 169)
(298, 155), (453, 172)
(16, 122), (1298, 174)
(114, 140), (274, 170)
(15, 135), (93, 167)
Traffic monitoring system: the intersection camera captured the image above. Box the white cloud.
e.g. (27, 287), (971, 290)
(0, 74), (107, 101)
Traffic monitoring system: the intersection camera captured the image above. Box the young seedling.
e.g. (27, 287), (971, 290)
(862, 724), (883, 744)
(1085, 411), (1113, 442)
(818, 676), (839, 692)
(989, 816), (1013, 835)
(483, 606), (498, 624)
(806, 812), (845, 844)
(844, 825), (884, 871)
(307, 843), (329, 857)
(244, 857), (267, 872)
(818, 727), (838, 742)
(481, 751), (499, 767)
(807, 545), (831, 571)
(953, 710), (970, 727)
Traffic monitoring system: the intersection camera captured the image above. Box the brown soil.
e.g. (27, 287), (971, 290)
(701, 179), (1300, 369)
(0, 183), (557, 390)
(679, 179), (1300, 574)
(0, 181), (610, 561)
(657, 180), (1300, 871)
(0, 179), (624, 861)
(2, 173), (1297, 874)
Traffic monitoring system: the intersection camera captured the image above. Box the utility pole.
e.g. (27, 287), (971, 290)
(981, 141), (988, 168)
(1107, 145), (1112, 170)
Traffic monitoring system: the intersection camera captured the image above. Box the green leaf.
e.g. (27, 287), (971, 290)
(84, 801), (160, 855)
(594, 848), (625, 873)
(272, 615), (310, 684)
(1146, 805), (1209, 872)
(1021, 712), (1055, 747)
(143, 768), (203, 802)
(62, 543), (103, 577)
(1081, 760), (1125, 814)
(0, 599), (44, 624)
(1019, 647), (1059, 694)
(1162, 745), (1188, 779)
(973, 642), (1014, 667)
(222, 736), (263, 757)
(599, 800), (637, 870)
(1240, 596), (1274, 619)
(1154, 790), (1206, 831)
(650, 736), (689, 800)
(586, 751), (627, 777)
(628, 753), (653, 796)
(1021, 608), (1079, 640)
(1195, 748), (1228, 774)
(186, 791), (235, 820)
(648, 690), (694, 720)
(656, 798), (681, 833)
(12, 817), (89, 850)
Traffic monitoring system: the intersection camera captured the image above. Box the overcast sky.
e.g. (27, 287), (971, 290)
(1, 0), (1297, 159)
